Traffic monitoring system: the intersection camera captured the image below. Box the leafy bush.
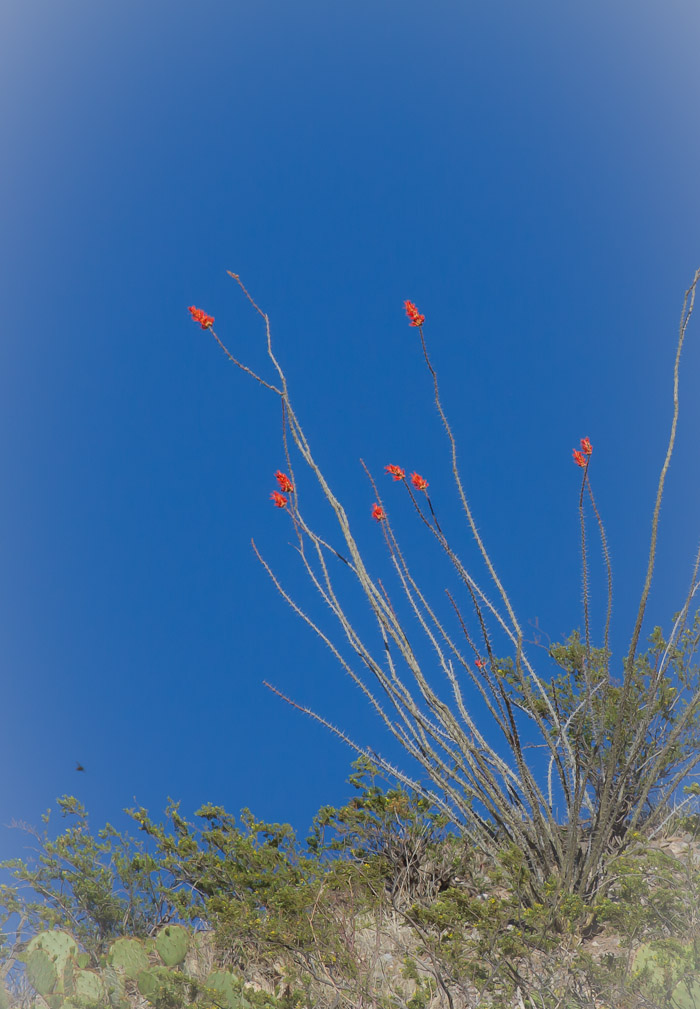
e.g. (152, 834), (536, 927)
(2, 759), (700, 1007)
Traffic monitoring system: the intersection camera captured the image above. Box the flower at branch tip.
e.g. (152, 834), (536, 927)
(271, 491), (288, 508)
(411, 472), (429, 491)
(385, 464), (405, 481)
(580, 437), (593, 456)
(475, 659), (485, 669)
(372, 503), (386, 521)
(188, 306), (214, 329)
(275, 471), (294, 493)
(404, 301), (425, 327)
(572, 449), (587, 468)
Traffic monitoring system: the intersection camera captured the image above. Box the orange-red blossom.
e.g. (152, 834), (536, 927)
(271, 491), (288, 508)
(411, 472), (429, 491)
(275, 471), (294, 493)
(404, 301), (425, 327)
(188, 306), (214, 329)
(385, 464), (405, 481)
(372, 503), (386, 521)
(572, 438), (593, 468)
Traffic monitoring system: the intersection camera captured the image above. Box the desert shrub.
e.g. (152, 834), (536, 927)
(0, 796), (180, 960)
(2, 759), (700, 1007)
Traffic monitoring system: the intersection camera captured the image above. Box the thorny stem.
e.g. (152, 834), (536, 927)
(415, 324), (525, 668)
(398, 470), (577, 816)
(362, 464), (557, 854)
(224, 278), (570, 870)
(578, 464), (591, 663)
(414, 323), (582, 857)
(585, 471), (613, 669)
(627, 268), (700, 669)
(575, 464), (609, 753)
(592, 268), (700, 870)
(210, 327), (282, 395)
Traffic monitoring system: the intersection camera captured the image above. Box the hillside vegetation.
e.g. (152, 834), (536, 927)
(6, 274), (700, 1008)
(2, 756), (700, 1009)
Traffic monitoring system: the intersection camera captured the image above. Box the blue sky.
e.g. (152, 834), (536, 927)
(2, 0), (700, 862)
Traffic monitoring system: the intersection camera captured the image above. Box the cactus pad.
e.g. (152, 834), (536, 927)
(108, 936), (149, 978)
(25, 948), (59, 996)
(70, 967), (105, 1004)
(137, 965), (181, 1004)
(154, 924), (188, 966)
(205, 970), (251, 1008)
(25, 929), (78, 979)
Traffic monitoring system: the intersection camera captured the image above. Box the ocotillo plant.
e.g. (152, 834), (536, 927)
(189, 269), (700, 918)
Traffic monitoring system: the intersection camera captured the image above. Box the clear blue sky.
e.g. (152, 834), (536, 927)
(2, 0), (700, 861)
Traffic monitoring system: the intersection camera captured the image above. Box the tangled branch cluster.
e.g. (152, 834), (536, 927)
(190, 269), (700, 920)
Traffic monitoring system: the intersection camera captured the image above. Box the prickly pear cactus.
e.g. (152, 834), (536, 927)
(20, 929), (128, 1008)
(25, 947), (59, 996)
(100, 964), (130, 1009)
(137, 964), (192, 1006)
(154, 924), (188, 967)
(65, 965), (106, 1005)
(108, 936), (149, 978)
(24, 929), (78, 981)
(136, 966), (164, 1001)
(205, 969), (252, 1009)
(19, 924), (218, 1009)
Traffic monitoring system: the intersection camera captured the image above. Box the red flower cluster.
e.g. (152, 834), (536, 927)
(404, 301), (425, 327)
(275, 471), (294, 493)
(270, 471), (294, 509)
(372, 503), (386, 522)
(188, 306), (214, 329)
(380, 465), (429, 510)
(385, 464), (405, 481)
(475, 659), (485, 669)
(572, 437), (593, 468)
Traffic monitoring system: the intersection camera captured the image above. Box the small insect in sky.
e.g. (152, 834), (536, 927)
(75, 762), (85, 772)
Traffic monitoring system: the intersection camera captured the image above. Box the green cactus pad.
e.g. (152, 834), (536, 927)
(205, 970), (251, 1008)
(137, 966), (169, 1002)
(71, 968), (106, 1004)
(108, 936), (149, 978)
(26, 948), (59, 996)
(106, 995), (131, 1009)
(101, 964), (127, 998)
(25, 929), (78, 979)
(154, 924), (188, 966)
